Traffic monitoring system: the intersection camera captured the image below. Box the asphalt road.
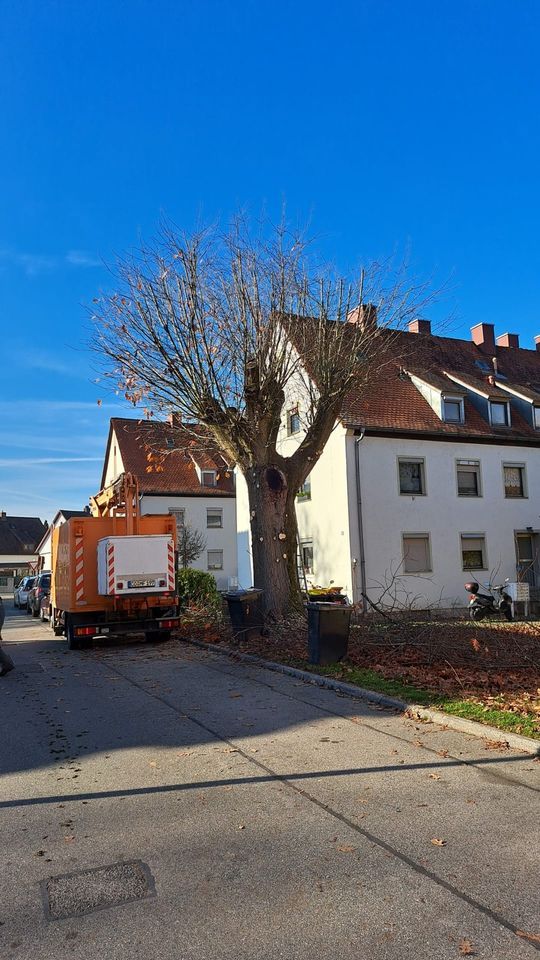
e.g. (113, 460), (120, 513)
(1, 605), (539, 959)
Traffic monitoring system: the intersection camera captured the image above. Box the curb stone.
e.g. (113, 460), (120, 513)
(181, 636), (540, 757)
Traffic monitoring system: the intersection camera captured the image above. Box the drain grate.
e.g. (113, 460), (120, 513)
(41, 860), (155, 920)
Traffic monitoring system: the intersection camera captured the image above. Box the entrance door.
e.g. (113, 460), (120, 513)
(515, 534), (536, 586)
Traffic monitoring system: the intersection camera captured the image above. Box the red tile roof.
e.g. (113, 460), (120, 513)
(107, 418), (235, 497)
(300, 323), (540, 443)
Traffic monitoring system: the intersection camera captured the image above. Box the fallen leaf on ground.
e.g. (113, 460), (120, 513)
(64, 836), (75, 843)
(430, 838), (447, 846)
(516, 930), (540, 944)
(437, 750), (449, 758)
(238, 824), (245, 830)
(337, 844), (356, 853)
(458, 937), (475, 955)
(484, 740), (509, 750)
(429, 773), (442, 780)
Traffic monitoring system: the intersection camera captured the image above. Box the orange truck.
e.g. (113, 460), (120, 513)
(50, 473), (180, 649)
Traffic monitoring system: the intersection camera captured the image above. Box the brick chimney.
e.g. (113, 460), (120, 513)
(347, 303), (377, 332)
(535, 336), (540, 353)
(167, 412), (182, 428)
(408, 318), (431, 335)
(471, 322), (496, 354)
(496, 333), (519, 349)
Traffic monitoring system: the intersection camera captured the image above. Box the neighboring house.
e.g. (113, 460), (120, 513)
(237, 312), (540, 611)
(101, 416), (237, 590)
(35, 509), (90, 572)
(0, 513), (48, 594)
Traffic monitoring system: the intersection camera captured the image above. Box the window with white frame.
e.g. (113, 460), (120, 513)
(206, 508), (223, 528)
(503, 463), (526, 498)
(489, 400), (510, 426)
(456, 460), (481, 497)
(287, 408), (301, 435)
(442, 397), (464, 423)
(201, 470), (217, 487)
(534, 407), (540, 429)
(402, 534), (431, 573)
(168, 508), (185, 537)
(398, 458), (425, 495)
(207, 549), (223, 570)
(461, 534), (487, 570)
(300, 540), (314, 574)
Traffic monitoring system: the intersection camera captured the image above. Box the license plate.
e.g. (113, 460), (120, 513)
(127, 579), (156, 588)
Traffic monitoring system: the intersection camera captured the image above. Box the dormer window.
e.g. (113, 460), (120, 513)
(489, 401), (510, 426)
(534, 407), (540, 429)
(202, 470), (216, 487)
(442, 397), (464, 423)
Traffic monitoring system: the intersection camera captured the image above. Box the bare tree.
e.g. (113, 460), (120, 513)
(177, 525), (207, 569)
(92, 218), (431, 618)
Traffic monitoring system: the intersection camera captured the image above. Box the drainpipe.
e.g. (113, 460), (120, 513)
(354, 430), (368, 609)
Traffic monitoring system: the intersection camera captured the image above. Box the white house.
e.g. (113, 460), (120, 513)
(101, 416), (237, 590)
(237, 312), (540, 611)
(0, 513), (47, 595)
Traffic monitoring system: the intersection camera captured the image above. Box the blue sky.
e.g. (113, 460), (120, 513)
(1, 0), (539, 520)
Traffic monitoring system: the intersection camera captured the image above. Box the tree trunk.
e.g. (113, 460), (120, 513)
(245, 465), (303, 618)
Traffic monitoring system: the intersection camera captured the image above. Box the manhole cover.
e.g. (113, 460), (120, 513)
(41, 860), (155, 920)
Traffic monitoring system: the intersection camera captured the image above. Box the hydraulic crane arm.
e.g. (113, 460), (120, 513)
(89, 472), (141, 535)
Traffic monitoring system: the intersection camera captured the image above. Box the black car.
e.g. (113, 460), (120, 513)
(27, 572), (51, 618)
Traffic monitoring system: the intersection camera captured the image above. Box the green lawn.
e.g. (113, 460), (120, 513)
(295, 661), (539, 741)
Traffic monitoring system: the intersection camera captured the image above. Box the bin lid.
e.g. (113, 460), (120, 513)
(225, 588), (263, 599)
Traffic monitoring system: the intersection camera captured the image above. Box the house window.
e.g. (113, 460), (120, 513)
(168, 509), (185, 537)
(457, 460), (481, 497)
(201, 470), (216, 487)
(534, 407), (540, 429)
(490, 401), (510, 426)
(461, 534), (487, 570)
(207, 550), (223, 571)
(300, 540), (314, 574)
(207, 508), (223, 528)
(442, 397), (464, 423)
(402, 534), (431, 573)
(297, 476), (311, 501)
(503, 464), (526, 498)
(287, 408), (301, 435)
(398, 458), (425, 495)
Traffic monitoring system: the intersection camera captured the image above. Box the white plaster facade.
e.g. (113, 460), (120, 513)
(237, 427), (540, 608)
(142, 493), (237, 591)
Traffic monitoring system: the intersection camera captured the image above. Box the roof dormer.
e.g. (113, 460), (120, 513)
(405, 370), (466, 424)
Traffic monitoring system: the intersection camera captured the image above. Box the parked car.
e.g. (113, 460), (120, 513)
(14, 576), (36, 609)
(27, 572), (51, 618)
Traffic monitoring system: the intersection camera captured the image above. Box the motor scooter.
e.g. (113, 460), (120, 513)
(464, 579), (513, 621)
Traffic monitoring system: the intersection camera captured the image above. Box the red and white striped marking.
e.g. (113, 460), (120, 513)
(75, 536), (84, 602)
(108, 543), (115, 594)
(168, 540), (175, 590)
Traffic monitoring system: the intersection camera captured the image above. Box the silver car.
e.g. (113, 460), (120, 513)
(14, 576), (36, 609)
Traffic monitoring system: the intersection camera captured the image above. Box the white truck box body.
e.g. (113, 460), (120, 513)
(97, 535), (175, 596)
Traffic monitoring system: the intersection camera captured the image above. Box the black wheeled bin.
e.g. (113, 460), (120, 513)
(225, 589), (264, 642)
(306, 601), (352, 665)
